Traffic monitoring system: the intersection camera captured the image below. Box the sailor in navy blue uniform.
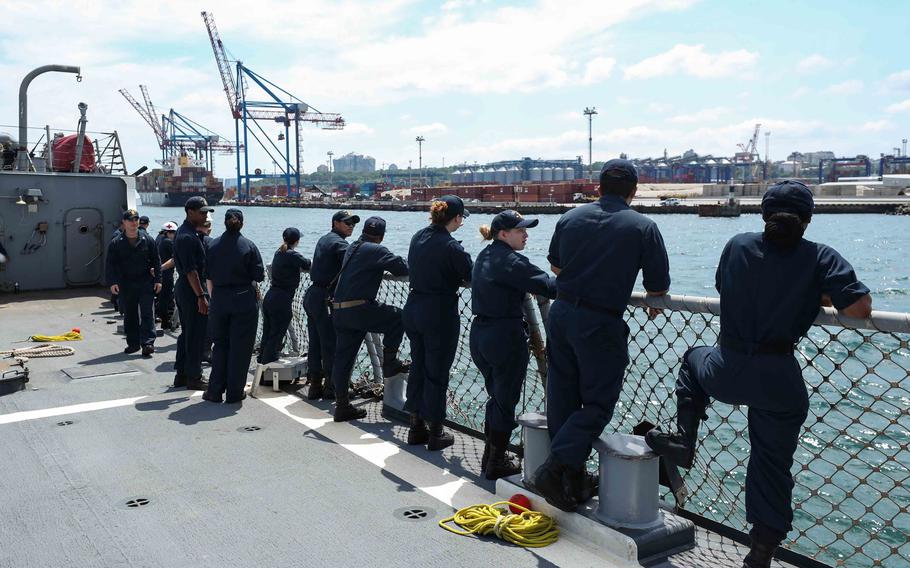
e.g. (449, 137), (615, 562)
(470, 210), (557, 478)
(532, 159), (670, 511)
(203, 209), (265, 404)
(330, 216), (409, 422)
(198, 220), (215, 364)
(646, 181), (872, 568)
(302, 210), (359, 400)
(402, 196), (473, 451)
(259, 227), (311, 366)
(139, 215), (150, 235)
(105, 209), (162, 357)
(172, 196), (214, 391)
(155, 221), (178, 330)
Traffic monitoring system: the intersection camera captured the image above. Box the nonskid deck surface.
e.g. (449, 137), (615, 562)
(0, 290), (792, 568)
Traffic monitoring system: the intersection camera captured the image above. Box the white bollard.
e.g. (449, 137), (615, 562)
(593, 433), (661, 529)
(518, 412), (550, 485)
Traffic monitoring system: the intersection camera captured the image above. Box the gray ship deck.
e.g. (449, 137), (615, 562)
(0, 290), (793, 568)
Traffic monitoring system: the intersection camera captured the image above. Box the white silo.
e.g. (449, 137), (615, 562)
(552, 166), (565, 182)
(529, 167), (542, 182)
(541, 167), (554, 182)
(451, 170), (462, 184)
(495, 167), (508, 184)
(482, 167), (495, 183)
(563, 166), (575, 181)
(507, 166), (521, 184)
(470, 168), (482, 183)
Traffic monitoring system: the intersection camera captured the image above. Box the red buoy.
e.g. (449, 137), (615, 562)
(508, 493), (532, 514)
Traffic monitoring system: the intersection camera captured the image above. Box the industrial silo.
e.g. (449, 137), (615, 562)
(451, 170), (462, 184)
(507, 166), (521, 184)
(470, 168), (481, 183)
(495, 167), (507, 185)
(563, 166), (575, 181)
(541, 167), (553, 182)
(529, 167), (542, 182)
(481, 167), (494, 183)
(552, 166), (565, 182)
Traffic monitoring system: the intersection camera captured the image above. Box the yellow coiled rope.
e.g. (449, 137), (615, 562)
(29, 330), (82, 342)
(438, 501), (559, 548)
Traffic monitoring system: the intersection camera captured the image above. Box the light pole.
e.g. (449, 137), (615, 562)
(327, 150), (334, 185)
(903, 138), (908, 157)
(408, 159), (412, 189)
(583, 107), (597, 181)
(415, 136), (425, 185)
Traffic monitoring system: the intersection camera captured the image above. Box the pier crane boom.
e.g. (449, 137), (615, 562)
(201, 10), (345, 200)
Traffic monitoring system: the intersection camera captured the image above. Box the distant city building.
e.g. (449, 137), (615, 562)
(788, 151), (836, 164)
(333, 152), (376, 173)
(388, 163), (399, 171)
(316, 164), (329, 173)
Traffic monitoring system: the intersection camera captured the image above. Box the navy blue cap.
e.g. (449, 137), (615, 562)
(599, 159), (638, 185)
(362, 216), (386, 237)
(225, 208), (243, 222)
(332, 210), (360, 224)
(185, 196), (214, 212)
(122, 208), (139, 221)
(437, 195), (469, 218)
(491, 210), (538, 232)
(282, 227), (301, 243)
(762, 180), (814, 217)
(138, 215), (150, 225)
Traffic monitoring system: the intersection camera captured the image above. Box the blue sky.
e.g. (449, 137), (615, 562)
(2, 0), (908, 178)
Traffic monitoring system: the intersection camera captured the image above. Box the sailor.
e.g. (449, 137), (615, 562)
(470, 211), (556, 477)
(645, 181), (872, 568)
(532, 159), (671, 511)
(203, 209), (265, 404)
(105, 208), (162, 357)
(402, 196), (473, 451)
(155, 221), (178, 330)
(259, 227), (311, 366)
(330, 216), (409, 422)
(302, 210), (359, 400)
(139, 215), (150, 235)
(172, 196), (214, 391)
(198, 220), (215, 364)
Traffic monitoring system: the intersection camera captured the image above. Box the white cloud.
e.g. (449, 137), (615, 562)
(796, 54), (833, 73)
(885, 69), (910, 91)
(623, 44), (758, 80)
(408, 123), (448, 135)
(824, 80), (863, 95)
(886, 99), (910, 113)
(791, 86), (811, 99)
(667, 106), (731, 124)
(582, 56), (616, 84)
(858, 120), (889, 132)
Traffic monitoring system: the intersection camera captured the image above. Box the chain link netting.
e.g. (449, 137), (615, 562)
(256, 271), (909, 568)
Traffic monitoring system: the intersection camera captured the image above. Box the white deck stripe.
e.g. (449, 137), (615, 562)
(0, 392), (202, 425)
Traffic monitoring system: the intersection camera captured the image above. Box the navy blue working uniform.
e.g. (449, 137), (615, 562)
(105, 219), (161, 351)
(303, 212), (357, 395)
(545, 161), (670, 472)
(331, 219), (409, 403)
(403, 222), (473, 425)
(173, 212), (211, 383)
(155, 229), (176, 329)
(260, 245), (311, 364)
(205, 211), (265, 402)
(471, 235), (556, 435)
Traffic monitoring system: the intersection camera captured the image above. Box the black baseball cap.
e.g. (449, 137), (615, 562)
(122, 208), (139, 221)
(600, 159), (639, 185)
(491, 210), (538, 232)
(332, 210), (360, 225)
(225, 208), (243, 222)
(362, 216), (386, 237)
(138, 215), (150, 225)
(437, 195), (470, 218)
(762, 180), (814, 218)
(282, 227), (301, 243)
(185, 196), (214, 212)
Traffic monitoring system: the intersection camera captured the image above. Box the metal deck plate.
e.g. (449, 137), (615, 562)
(62, 363), (137, 380)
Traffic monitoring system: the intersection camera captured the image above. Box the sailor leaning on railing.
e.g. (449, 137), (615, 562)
(105, 160), (876, 568)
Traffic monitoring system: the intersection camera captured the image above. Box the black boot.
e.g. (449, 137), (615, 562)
(333, 397), (366, 422)
(407, 413), (429, 445)
(322, 382), (336, 400)
(743, 526), (782, 568)
(645, 396), (707, 469)
(427, 422), (454, 451)
(529, 455), (579, 512)
(306, 373), (324, 400)
(185, 376), (209, 391)
(484, 430), (521, 480)
(573, 471), (599, 504)
(382, 348), (410, 378)
(173, 373), (187, 388)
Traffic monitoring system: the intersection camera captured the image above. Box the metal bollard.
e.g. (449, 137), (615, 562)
(593, 433), (661, 529)
(518, 412), (550, 485)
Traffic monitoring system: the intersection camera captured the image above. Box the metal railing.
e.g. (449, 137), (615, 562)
(258, 271), (910, 568)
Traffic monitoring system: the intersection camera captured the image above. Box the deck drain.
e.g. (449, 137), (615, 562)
(57, 420), (75, 427)
(125, 498), (150, 508)
(393, 506), (435, 521)
(238, 425), (262, 432)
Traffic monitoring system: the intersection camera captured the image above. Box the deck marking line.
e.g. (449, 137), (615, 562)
(0, 392), (202, 425)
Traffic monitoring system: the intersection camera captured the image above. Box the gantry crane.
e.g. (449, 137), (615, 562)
(201, 11), (345, 200)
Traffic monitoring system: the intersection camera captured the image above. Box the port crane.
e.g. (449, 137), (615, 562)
(119, 85), (237, 172)
(202, 11), (345, 200)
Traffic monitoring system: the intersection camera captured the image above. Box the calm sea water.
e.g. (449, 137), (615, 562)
(142, 206), (910, 313)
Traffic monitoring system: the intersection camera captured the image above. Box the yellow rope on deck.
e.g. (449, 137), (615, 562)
(438, 501), (559, 548)
(29, 330), (82, 342)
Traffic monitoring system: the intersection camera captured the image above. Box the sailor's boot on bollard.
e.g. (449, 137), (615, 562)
(406, 412), (429, 445)
(530, 455), (579, 512)
(484, 430), (521, 480)
(645, 396), (708, 469)
(382, 348), (410, 378)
